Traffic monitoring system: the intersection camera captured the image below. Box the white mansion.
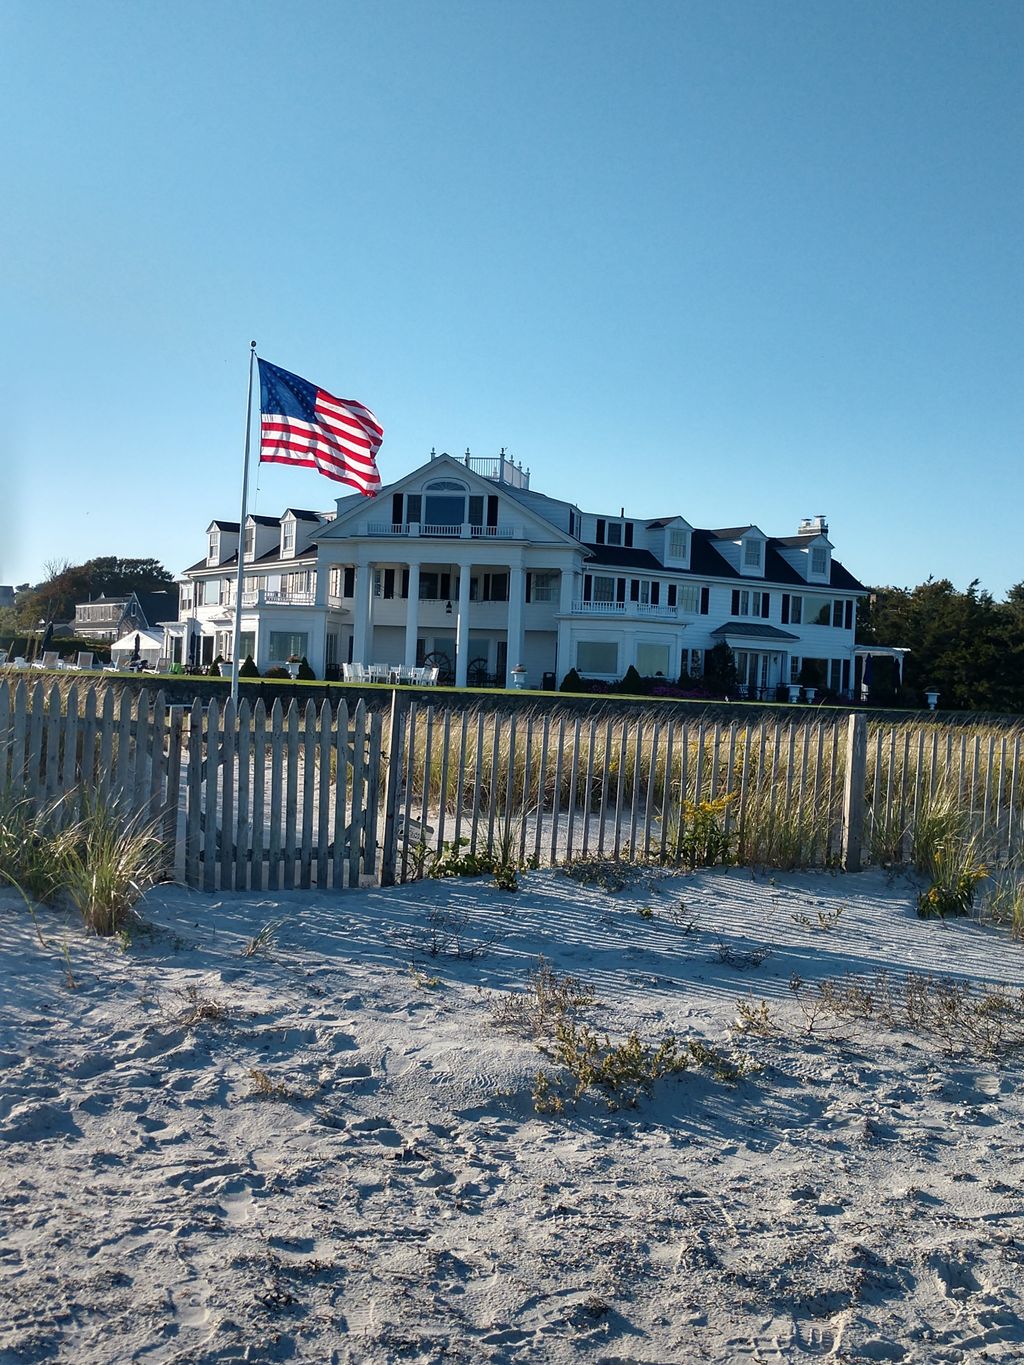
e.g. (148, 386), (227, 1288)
(168, 451), (868, 696)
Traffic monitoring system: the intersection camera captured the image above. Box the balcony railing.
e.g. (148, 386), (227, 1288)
(240, 590), (316, 607)
(364, 521), (518, 539)
(571, 600), (679, 619)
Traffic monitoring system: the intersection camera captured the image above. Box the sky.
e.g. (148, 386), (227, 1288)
(2, 0), (1021, 597)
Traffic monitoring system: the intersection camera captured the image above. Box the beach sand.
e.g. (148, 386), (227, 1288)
(1, 865), (1022, 1363)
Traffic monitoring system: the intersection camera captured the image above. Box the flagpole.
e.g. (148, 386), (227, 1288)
(230, 341), (258, 704)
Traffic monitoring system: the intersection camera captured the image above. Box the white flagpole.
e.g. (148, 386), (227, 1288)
(230, 341), (258, 704)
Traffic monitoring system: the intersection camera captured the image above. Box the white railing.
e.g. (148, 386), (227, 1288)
(571, 600), (678, 619)
(363, 521), (519, 539)
(240, 590), (316, 607)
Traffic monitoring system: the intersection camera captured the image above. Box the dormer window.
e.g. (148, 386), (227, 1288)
(282, 523), (295, 555)
(244, 526), (255, 558)
(742, 538), (763, 572)
(208, 533), (218, 563)
(810, 546), (828, 576)
(668, 529), (690, 561)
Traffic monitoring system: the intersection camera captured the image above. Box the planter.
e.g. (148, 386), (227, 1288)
(787, 684), (802, 703)
(925, 689), (940, 711)
(511, 668), (527, 690)
(803, 686), (817, 703)
(286, 662), (300, 679)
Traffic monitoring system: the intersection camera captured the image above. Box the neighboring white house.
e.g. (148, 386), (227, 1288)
(170, 451), (869, 696)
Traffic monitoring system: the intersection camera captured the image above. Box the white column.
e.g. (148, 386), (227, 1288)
(352, 563), (372, 663)
(505, 563), (525, 687)
(404, 562), (420, 668)
(559, 567), (574, 614)
(454, 563), (472, 687)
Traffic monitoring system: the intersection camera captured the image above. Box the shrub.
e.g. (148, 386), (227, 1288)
(60, 796), (168, 936)
(207, 660), (221, 677)
(560, 667), (585, 693)
(264, 665), (291, 679)
(239, 655), (260, 678)
(616, 665), (645, 695)
(703, 642), (738, 696)
(663, 794), (734, 869)
(297, 656), (316, 681)
(488, 959), (597, 1040)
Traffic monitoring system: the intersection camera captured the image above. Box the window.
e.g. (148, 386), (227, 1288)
(731, 589), (770, 618)
(636, 643), (670, 677)
(478, 573), (508, 602)
(577, 640), (618, 673)
(810, 547), (828, 575)
(669, 530), (689, 560)
(239, 632), (255, 660)
(424, 479), (467, 528)
(804, 594), (833, 626)
(244, 527), (254, 557)
(687, 648), (704, 677)
(677, 584), (701, 614)
(743, 538), (763, 569)
(530, 571), (557, 602)
(208, 534), (217, 562)
(606, 522), (622, 546)
(200, 579), (222, 606)
(268, 631), (308, 661)
(781, 594), (803, 624)
(592, 575), (615, 602)
(282, 523), (295, 554)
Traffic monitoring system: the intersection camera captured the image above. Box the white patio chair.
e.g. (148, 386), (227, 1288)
(341, 662), (353, 681)
(75, 651), (95, 670)
(35, 651), (60, 670)
(11, 657), (28, 669)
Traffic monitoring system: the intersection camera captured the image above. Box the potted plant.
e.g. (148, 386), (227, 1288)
(510, 664), (527, 689)
(924, 686), (940, 711)
(286, 653), (301, 679)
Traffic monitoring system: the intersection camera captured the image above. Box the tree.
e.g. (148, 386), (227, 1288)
(14, 556), (176, 629)
(703, 642), (738, 696)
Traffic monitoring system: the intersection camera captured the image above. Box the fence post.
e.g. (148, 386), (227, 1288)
(842, 712), (867, 871)
(380, 689), (409, 886)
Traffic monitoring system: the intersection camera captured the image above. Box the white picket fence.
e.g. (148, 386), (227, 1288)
(2, 679), (1024, 890)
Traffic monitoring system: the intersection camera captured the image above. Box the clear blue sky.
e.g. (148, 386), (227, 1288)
(3, 0), (1021, 597)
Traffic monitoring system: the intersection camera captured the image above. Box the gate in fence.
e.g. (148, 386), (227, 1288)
(3, 678), (1024, 889)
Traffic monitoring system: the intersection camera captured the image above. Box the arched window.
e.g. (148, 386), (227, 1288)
(424, 479), (468, 528)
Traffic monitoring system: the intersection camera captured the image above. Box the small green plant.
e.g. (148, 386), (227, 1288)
(489, 958), (597, 1040)
(409, 966), (441, 990)
(980, 865), (1024, 938)
(916, 839), (987, 919)
(791, 904), (845, 932)
(177, 984), (230, 1027)
(60, 796), (168, 936)
(665, 795), (735, 870)
(243, 918), (286, 956)
(732, 998), (777, 1035)
(637, 904), (654, 920)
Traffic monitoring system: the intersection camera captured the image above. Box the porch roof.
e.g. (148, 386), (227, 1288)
(710, 622), (800, 642)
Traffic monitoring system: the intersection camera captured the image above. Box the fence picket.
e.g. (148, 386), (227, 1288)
(332, 700), (350, 888)
(267, 701), (284, 890)
(349, 700), (367, 888)
(220, 698), (237, 891)
(185, 700), (203, 888)
(234, 699), (252, 890)
(299, 700), (317, 889)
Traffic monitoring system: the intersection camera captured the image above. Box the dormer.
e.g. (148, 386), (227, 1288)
(776, 517), (832, 584)
(280, 509), (324, 559)
(206, 520), (239, 567)
(654, 517), (693, 570)
(244, 515), (281, 562)
(739, 529), (767, 577)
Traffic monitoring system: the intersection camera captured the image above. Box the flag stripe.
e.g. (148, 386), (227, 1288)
(261, 417), (379, 470)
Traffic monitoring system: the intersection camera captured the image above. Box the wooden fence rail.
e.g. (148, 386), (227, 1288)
(2, 681), (1024, 890)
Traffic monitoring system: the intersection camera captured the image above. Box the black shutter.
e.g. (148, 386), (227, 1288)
(596, 519), (606, 544)
(525, 573), (533, 603)
(731, 589), (740, 616)
(486, 495), (498, 528)
(343, 567), (354, 597)
(761, 594), (770, 619)
(651, 581), (660, 605)
(625, 522), (634, 547)
(406, 494), (421, 523)
(616, 578), (626, 603)
(583, 575), (592, 603)
(668, 584), (676, 607)
(392, 493), (404, 527)
(383, 569), (395, 599)
(401, 569), (409, 598)
(845, 600), (854, 630)
(700, 586), (710, 615)
(441, 573), (450, 600)
(468, 495), (483, 527)
(781, 594), (789, 624)
(630, 579), (640, 602)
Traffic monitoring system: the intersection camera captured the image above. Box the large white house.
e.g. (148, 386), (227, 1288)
(169, 451), (869, 696)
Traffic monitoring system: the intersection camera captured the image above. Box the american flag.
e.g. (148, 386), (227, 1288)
(257, 358), (382, 496)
